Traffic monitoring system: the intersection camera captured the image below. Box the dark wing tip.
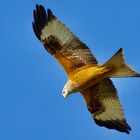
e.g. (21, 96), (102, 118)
(136, 73), (140, 77)
(94, 118), (131, 134)
(33, 4), (55, 40)
(32, 22), (40, 40)
(47, 9), (55, 20)
(119, 48), (123, 51)
(117, 48), (123, 54)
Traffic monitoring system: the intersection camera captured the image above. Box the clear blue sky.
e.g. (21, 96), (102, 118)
(1, 0), (140, 140)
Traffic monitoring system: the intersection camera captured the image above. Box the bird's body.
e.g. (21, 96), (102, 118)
(32, 4), (140, 134)
(67, 65), (109, 91)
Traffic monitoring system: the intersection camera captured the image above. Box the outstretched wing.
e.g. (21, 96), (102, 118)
(32, 5), (98, 76)
(81, 78), (131, 134)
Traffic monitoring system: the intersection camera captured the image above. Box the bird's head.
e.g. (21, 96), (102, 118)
(62, 89), (69, 99)
(62, 80), (77, 99)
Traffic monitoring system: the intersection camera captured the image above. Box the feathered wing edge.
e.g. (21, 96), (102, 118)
(94, 118), (131, 134)
(81, 78), (131, 134)
(32, 4), (55, 41)
(32, 4), (98, 75)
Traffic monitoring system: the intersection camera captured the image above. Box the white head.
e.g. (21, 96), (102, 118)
(62, 80), (77, 99)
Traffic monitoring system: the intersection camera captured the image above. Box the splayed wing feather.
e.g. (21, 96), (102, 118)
(33, 4), (98, 75)
(81, 78), (131, 134)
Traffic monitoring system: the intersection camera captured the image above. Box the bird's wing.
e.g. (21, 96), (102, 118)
(81, 78), (131, 134)
(32, 5), (98, 76)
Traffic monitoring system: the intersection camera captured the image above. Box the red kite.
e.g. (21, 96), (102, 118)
(32, 4), (140, 134)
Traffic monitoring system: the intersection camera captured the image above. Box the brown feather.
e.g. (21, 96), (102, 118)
(32, 4), (98, 75)
(81, 78), (131, 134)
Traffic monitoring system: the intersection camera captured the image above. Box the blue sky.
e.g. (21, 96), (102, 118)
(1, 0), (140, 140)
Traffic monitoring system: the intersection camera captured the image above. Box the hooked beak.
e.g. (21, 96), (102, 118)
(62, 92), (68, 99)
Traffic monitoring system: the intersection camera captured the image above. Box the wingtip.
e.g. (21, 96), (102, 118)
(35, 4), (38, 8)
(33, 4), (49, 40)
(47, 8), (55, 20)
(118, 48), (123, 53)
(35, 4), (39, 11)
(94, 118), (131, 134)
(136, 73), (140, 77)
(47, 8), (52, 14)
(32, 21), (40, 40)
(39, 4), (46, 12)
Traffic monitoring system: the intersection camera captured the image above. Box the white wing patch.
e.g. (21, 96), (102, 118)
(41, 20), (74, 45)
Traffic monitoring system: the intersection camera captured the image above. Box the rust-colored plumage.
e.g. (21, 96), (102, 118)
(33, 4), (140, 134)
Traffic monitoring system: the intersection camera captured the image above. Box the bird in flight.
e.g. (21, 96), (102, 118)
(32, 4), (140, 134)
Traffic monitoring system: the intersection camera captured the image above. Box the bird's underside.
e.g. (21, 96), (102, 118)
(33, 4), (140, 134)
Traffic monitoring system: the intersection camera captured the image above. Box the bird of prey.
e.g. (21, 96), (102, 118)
(32, 4), (140, 134)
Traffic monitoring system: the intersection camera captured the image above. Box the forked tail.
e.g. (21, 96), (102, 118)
(102, 48), (140, 78)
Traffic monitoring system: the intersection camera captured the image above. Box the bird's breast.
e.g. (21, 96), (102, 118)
(69, 66), (109, 91)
